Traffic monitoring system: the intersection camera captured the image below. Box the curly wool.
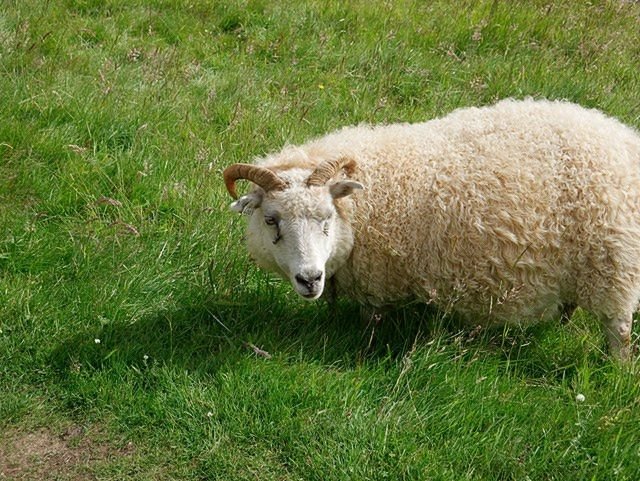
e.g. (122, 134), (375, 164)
(256, 99), (640, 330)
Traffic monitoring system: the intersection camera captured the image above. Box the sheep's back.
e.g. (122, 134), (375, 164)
(333, 99), (640, 321)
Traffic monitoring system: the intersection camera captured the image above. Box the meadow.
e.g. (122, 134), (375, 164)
(1, 0), (640, 479)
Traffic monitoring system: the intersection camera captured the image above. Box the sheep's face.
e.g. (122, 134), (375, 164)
(230, 172), (362, 300)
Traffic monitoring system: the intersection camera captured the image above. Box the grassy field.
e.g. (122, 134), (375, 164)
(1, 0), (640, 479)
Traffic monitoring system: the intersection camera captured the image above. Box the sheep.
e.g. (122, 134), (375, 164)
(223, 99), (640, 360)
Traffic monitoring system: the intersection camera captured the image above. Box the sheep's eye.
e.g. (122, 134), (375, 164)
(322, 221), (330, 235)
(265, 216), (281, 244)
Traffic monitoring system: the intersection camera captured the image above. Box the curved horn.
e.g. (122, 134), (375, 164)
(223, 163), (287, 199)
(306, 157), (357, 186)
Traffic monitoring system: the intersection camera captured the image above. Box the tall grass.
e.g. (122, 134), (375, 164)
(1, 1), (639, 479)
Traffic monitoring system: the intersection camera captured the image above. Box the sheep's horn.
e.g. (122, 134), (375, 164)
(223, 163), (287, 199)
(306, 157), (357, 186)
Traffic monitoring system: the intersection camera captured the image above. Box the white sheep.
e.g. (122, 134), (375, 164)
(223, 99), (640, 360)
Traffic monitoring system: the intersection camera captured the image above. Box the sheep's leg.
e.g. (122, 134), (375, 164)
(560, 303), (576, 324)
(603, 314), (633, 361)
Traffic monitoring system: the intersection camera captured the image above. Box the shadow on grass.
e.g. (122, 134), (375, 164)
(48, 284), (609, 387)
(48, 290), (443, 377)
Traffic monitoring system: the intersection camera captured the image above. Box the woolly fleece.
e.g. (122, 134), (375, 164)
(241, 99), (640, 354)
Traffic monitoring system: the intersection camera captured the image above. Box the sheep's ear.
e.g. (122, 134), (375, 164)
(329, 180), (364, 199)
(229, 191), (263, 215)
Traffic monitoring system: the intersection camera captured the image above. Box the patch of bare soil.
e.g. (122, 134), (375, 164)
(0, 425), (134, 481)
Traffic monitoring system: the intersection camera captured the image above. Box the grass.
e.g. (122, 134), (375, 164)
(1, 0), (640, 479)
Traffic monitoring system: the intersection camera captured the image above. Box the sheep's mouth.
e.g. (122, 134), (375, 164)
(292, 273), (325, 300)
(296, 286), (323, 300)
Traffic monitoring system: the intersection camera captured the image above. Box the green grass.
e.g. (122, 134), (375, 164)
(2, 0), (640, 479)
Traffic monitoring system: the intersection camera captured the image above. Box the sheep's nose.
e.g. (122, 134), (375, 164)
(295, 271), (323, 290)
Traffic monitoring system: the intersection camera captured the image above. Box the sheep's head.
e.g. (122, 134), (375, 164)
(224, 157), (363, 300)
